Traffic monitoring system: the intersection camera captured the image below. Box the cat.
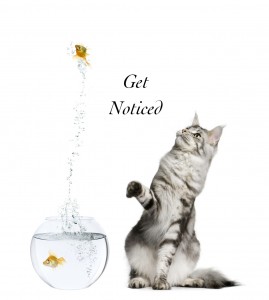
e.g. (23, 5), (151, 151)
(125, 113), (237, 289)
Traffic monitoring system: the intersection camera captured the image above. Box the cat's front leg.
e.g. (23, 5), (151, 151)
(153, 222), (181, 290)
(126, 181), (159, 211)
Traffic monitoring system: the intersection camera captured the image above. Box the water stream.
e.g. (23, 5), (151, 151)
(60, 43), (88, 232)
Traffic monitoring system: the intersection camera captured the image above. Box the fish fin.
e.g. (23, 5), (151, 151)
(49, 250), (57, 257)
(58, 257), (66, 265)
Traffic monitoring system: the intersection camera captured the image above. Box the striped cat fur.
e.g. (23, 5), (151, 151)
(125, 114), (238, 290)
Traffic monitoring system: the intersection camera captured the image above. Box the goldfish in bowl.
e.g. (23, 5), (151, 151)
(43, 251), (66, 268)
(30, 217), (108, 290)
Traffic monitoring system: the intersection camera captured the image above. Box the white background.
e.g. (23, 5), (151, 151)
(0, 0), (269, 299)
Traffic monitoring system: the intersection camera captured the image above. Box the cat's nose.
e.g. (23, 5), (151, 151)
(182, 129), (187, 133)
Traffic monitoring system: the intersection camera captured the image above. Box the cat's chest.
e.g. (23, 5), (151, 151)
(173, 154), (207, 191)
(158, 198), (186, 225)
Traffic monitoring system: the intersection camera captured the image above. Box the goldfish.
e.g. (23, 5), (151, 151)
(43, 251), (66, 268)
(73, 44), (90, 66)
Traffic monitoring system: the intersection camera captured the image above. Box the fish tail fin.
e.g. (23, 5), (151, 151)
(58, 257), (66, 265)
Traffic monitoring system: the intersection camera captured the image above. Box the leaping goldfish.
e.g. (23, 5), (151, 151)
(43, 251), (66, 268)
(73, 44), (90, 66)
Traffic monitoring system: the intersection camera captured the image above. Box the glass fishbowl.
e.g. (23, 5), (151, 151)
(30, 217), (108, 290)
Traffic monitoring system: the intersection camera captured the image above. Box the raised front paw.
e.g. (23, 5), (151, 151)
(152, 278), (171, 290)
(128, 277), (150, 289)
(126, 181), (142, 198)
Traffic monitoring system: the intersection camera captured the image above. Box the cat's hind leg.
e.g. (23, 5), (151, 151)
(128, 269), (150, 289)
(182, 278), (205, 288)
(182, 269), (238, 289)
(125, 233), (156, 288)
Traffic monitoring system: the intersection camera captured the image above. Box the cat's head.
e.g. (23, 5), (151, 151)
(175, 113), (224, 157)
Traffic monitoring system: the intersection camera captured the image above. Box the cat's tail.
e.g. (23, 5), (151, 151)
(186, 268), (239, 289)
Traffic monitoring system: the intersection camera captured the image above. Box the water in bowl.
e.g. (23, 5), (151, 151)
(31, 232), (108, 289)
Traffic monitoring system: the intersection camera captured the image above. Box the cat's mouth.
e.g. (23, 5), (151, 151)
(182, 134), (191, 144)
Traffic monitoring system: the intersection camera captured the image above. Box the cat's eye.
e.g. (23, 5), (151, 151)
(193, 133), (201, 138)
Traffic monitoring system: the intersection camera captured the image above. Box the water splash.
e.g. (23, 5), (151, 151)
(59, 43), (89, 232)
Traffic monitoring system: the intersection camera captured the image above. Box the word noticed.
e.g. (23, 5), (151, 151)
(109, 74), (164, 115)
(109, 100), (163, 115)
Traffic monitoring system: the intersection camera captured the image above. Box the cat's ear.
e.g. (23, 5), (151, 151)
(208, 126), (224, 146)
(192, 113), (200, 126)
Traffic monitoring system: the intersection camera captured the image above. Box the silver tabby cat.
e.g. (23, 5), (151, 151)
(125, 114), (237, 290)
